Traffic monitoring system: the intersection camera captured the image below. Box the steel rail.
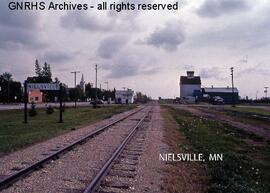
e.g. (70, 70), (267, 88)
(83, 110), (150, 193)
(0, 106), (145, 190)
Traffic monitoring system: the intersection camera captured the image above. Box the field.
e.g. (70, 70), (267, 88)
(162, 105), (270, 193)
(0, 105), (136, 155)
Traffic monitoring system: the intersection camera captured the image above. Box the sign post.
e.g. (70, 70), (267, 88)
(24, 81), (28, 123)
(59, 83), (63, 123)
(24, 83), (63, 123)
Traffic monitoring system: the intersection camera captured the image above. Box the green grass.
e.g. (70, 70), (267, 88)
(163, 105), (270, 193)
(0, 105), (136, 155)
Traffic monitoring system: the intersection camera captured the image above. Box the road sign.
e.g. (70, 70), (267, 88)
(27, 83), (60, 91)
(24, 82), (63, 124)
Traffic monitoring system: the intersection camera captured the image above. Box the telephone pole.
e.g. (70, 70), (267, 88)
(264, 87), (269, 98)
(71, 71), (80, 108)
(230, 67), (235, 107)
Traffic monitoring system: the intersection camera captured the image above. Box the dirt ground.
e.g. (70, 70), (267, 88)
(171, 105), (270, 141)
(159, 105), (207, 193)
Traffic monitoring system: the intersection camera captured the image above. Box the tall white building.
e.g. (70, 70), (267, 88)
(180, 71), (201, 99)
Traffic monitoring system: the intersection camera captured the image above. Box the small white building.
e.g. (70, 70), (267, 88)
(180, 71), (201, 101)
(115, 89), (134, 104)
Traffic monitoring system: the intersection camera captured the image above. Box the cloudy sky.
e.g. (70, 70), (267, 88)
(0, 0), (270, 99)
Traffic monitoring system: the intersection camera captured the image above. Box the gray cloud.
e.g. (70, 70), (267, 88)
(199, 67), (225, 79)
(61, 10), (141, 33)
(145, 20), (185, 51)
(0, 0), (40, 29)
(237, 63), (270, 77)
(0, 0), (44, 49)
(42, 51), (74, 63)
(197, 0), (251, 18)
(61, 11), (113, 31)
(0, 27), (45, 49)
(97, 35), (128, 59)
(107, 55), (139, 78)
(104, 53), (159, 78)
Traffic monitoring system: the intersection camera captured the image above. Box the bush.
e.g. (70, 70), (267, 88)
(29, 102), (37, 117)
(46, 105), (54, 114)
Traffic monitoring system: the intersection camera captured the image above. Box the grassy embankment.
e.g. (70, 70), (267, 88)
(0, 105), (136, 155)
(224, 106), (270, 116)
(162, 105), (270, 193)
(216, 106), (270, 127)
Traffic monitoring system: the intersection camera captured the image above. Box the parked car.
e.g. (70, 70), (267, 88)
(97, 100), (104, 104)
(213, 96), (224, 105)
(90, 100), (104, 105)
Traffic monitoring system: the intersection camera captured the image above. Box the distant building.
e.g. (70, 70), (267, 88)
(203, 87), (239, 104)
(180, 71), (201, 102)
(28, 90), (43, 103)
(115, 89), (134, 104)
(80, 74), (85, 94)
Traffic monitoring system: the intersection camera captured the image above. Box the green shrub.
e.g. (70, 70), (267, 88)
(46, 105), (54, 114)
(29, 102), (37, 117)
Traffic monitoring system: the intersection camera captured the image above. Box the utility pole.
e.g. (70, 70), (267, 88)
(7, 79), (10, 103)
(71, 71), (80, 108)
(95, 64), (98, 103)
(256, 91), (259, 100)
(264, 87), (269, 98)
(230, 67), (235, 107)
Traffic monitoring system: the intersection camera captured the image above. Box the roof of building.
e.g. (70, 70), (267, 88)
(204, 87), (239, 93)
(115, 90), (134, 94)
(180, 76), (201, 85)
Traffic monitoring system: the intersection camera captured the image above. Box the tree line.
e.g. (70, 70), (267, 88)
(0, 60), (116, 103)
(0, 60), (153, 104)
(0, 72), (22, 103)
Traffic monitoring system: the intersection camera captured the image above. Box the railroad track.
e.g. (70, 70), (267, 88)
(83, 108), (151, 193)
(0, 106), (148, 191)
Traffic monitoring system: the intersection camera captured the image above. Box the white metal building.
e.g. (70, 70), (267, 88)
(180, 71), (201, 100)
(115, 89), (134, 104)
